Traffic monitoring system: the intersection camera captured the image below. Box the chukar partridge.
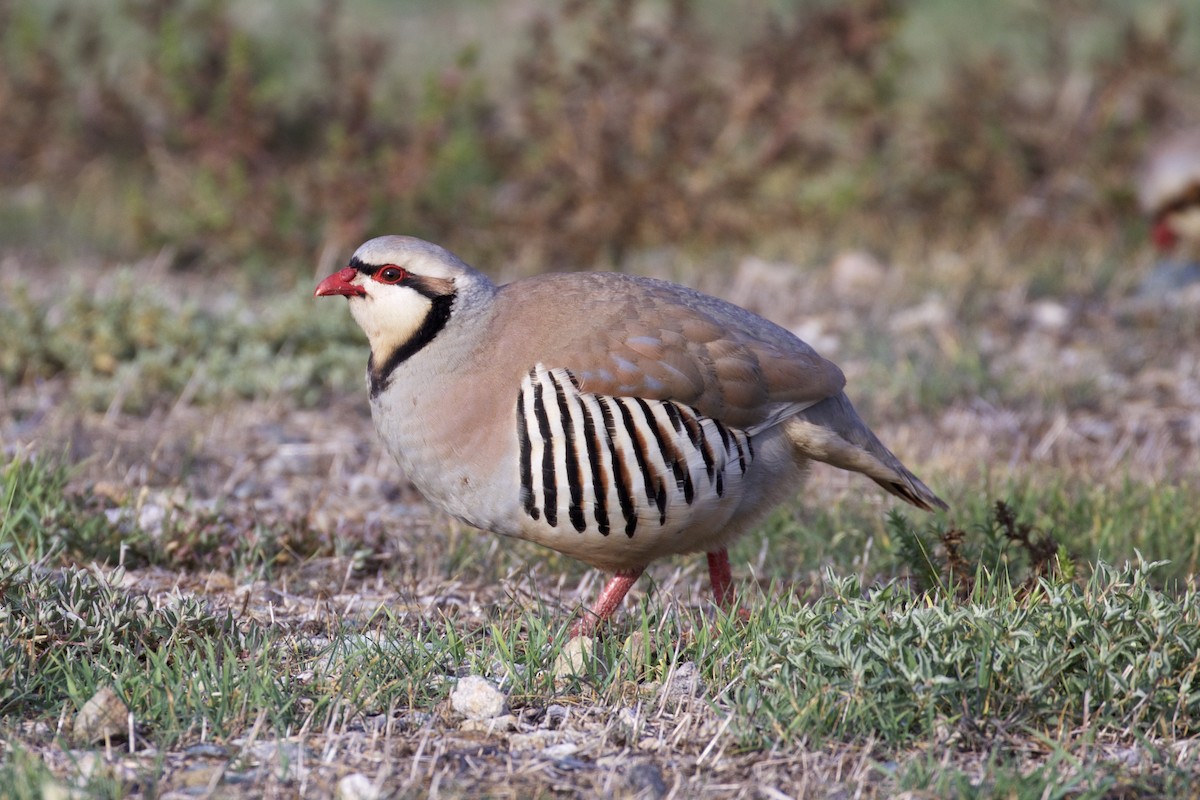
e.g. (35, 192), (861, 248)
(316, 236), (946, 634)
(1139, 129), (1200, 252)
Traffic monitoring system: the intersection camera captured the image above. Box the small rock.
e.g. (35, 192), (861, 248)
(510, 730), (568, 751)
(542, 743), (580, 760)
(459, 714), (518, 734)
(1109, 746), (1143, 769)
(68, 752), (104, 785)
(621, 632), (650, 676)
(73, 686), (128, 744)
(336, 773), (379, 800)
(242, 741), (310, 781)
(543, 704), (569, 730)
(889, 297), (950, 334)
(39, 782), (85, 800)
(136, 503), (168, 537)
(657, 662), (704, 708)
(183, 743), (229, 759)
(626, 761), (668, 799)
(612, 707), (642, 746)
(450, 676), (508, 721)
(1030, 300), (1070, 331)
(553, 636), (601, 680)
(176, 764), (226, 789)
(831, 250), (887, 306)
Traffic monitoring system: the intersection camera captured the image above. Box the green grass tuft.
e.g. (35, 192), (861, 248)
(726, 560), (1200, 749)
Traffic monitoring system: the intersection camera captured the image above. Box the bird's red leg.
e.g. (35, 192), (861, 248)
(572, 568), (644, 637)
(707, 549), (735, 609)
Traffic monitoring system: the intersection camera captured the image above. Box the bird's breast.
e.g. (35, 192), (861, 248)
(370, 374), (521, 534)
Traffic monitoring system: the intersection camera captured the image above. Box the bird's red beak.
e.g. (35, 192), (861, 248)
(315, 267), (366, 298)
(1151, 219), (1179, 252)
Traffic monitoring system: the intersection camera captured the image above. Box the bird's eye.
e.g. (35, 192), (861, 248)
(376, 266), (407, 284)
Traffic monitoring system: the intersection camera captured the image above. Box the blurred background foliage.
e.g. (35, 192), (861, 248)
(2, 0), (1198, 279)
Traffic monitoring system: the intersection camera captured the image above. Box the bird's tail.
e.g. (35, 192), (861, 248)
(785, 392), (947, 512)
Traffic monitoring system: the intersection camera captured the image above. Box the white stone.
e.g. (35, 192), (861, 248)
(336, 773), (379, 800)
(541, 743), (580, 760)
(1030, 300), (1070, 330)
(450, 675), (508, 720)
(831, 250), (887, 305)
(889, 297), (950, 334)
(73, 686), (128, 744)
(552, 636), (599, 680)
(459, 714), (518, 734)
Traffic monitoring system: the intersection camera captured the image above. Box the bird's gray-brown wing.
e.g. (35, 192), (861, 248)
(489, 272), (846, 430)
(485, 271), (945, 514)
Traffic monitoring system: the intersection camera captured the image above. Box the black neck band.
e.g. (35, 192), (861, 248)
(368, 290), (456, 398)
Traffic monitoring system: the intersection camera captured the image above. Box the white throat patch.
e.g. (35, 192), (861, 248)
(350, 283), (436, 360)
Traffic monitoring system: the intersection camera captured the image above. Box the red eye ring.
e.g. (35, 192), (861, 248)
(376, 265), (407, 284)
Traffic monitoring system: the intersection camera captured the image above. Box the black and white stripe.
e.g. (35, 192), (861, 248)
(516, 364), (754, 537)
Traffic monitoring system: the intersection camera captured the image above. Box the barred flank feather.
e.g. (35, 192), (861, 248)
(516, 365), (753, 538)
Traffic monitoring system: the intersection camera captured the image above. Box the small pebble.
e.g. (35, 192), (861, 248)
(1030, 300), (1070, 331)
(543, 704), (569, 730)
(73, 686), (128, 744)
(336, 773), (379, 800)
(541, 743), (580, 760)
(831, 250), (887, 306)
(627, 761), (668, 799)
(459, 714), (518, 734)
(621, 631), (650, 676)
(553, 636), (600, 680)
(450, 675), (508, 720)
(656, 662), (704, 708)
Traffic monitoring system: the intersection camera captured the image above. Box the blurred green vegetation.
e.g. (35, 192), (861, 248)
(2, 0), (1197, 275)
(0, 276), (364, 409)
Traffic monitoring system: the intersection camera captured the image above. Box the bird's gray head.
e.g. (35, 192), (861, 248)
(315, 235), (494, 392)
